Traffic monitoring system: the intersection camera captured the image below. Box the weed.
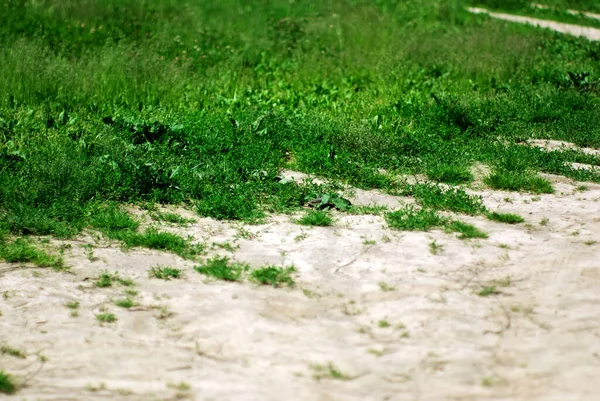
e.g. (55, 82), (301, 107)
(486, 212), (524, 224)
(311, 362), (350, 381)
(65, 301), (80, 309)
(584, 240), (598, 245)
(250, 266), (296, 287)
(167, 382), (191, 391)
(151, 211), (196, 225)
(149, 266), (182, 280)
(114, 298), (136, 308)
(362, 238), (376, 245)
(194, 257), (247, 282)
(212, 241), (238, 252)
(540, 218), (549, 226)
(386, 207), (445, 231)
(296, 210), (333, 227)
(485, 171), (554, 194)
(349, 205), (388, 215)
(378, 320), (391, 328)
(95, 272), (135, 288)
(0, 239), (64, 270)
(378, 281), (395, 292)
(0, 371), (16, 395)
(447, 221), (488, 239)
(124, 289), (138, 297)
(426, 164), (473, 185)
(429, 241), (444, 255)
(0, 345), (26, 359)
(96, 313), (117, 323)
(477, 286), (499, 297)
(411, 184), (485, 215)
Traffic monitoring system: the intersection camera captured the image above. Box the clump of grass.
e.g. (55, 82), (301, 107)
(378, 320), (390, 328)
(65, 301), (80, 309)
(0, 345), (26, 359)
(95, 271), (135, 288)
(296, 210), (333, 227)
(250, 266), (296, 287)
(385, 207), (446, 231)
(0, 371), (17, 395)
(485, 171), (554, 194)
(486, 212), (524, 224)
(477, 286), (499, 297)
(194, 257), (247, 282)
(96, 313), (117, 323)
(311, 362), (351, 381)
(378, 281), (395, 292)
(429, 240), (445, 254)
(0, 239), (64, 270)
(447, 221), (488, 239)
(118, 229), (204, 260)
(89, 204), (139, 233)
(411, 184), (485, 215)
(114, 298), (136, 308)
(426, 164), (473, 185)
(151, 211), (196, 225)
(149, 266), (182, 280)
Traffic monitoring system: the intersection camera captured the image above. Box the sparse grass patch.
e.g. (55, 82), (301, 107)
(426, 164), (473, 185)
(0, 345), (26, 359)
(486, 212), (524, 224)
(65, 301), (80, 309)
(485, 171), (554, 194)
(151, 211), (196, 225)
(149, 266), (182, 280)
(96, 313), (117, 323)
(250, 266), (296, 287)
(386, 207), (446, 231)
(118, 229), (204, 260)
(477, 286), (499, 297)
(296, 210), (333, 227)
(194, 257), (247, 282)
(378, 281), (395, 292)
(429, 240), (445, 255)
(114, 297), (136, 308)
(311, 362), (351, 381)
(447, 221), (488, 239)
(0, 239), (64, 270)
(378, 320), (390, 328)
(95, 271), (135, 288)
(411, 184), (485, 215)
(0, 371), (17, 395)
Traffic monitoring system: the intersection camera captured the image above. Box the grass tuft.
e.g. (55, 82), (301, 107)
(486, 212), (524, 224)
(447, 221), (488, 239)
(385, 207), (445, 231)
(296, 210), (333, 227)
(250, 266), (296, 287)
(0, 239), (64, 270)
(194, 257), (247, 282)
(485, 171), (554, 194)
(96, 313), (117, 323)
(149, 266), (182, 280)
(0, 371), (17, 395)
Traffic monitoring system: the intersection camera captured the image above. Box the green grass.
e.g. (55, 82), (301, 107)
(385, 207), (446, 231)
(485, 171), (554, 194)
(410, 184), (486, 215)
(149, 266), (182, 280)
(296, 210), (333, 227)
(95, 271), (135, 288)
(0, 371), (16, 395)
(151, 211), (196, 225)
(0, 345), (26, 359)
(194, 257), (247, 282)
(477, 286), (499, 297)
(114, 297), (136, 308)
(0, 239), (64, 270)
(250, 266), (296, 287)
(447, 221), (489, 239)
(96, 313), (117, 323)
(0, 0), (599, 242)
(486, 212), (525, 224)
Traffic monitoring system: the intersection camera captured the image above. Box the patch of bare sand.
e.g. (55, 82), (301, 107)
(468, 7), (600, 41)
(2, 177), (600, 400)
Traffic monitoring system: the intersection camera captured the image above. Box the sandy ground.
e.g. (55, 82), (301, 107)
(2, 151), (600, 400)
(468, 7), (600, 41)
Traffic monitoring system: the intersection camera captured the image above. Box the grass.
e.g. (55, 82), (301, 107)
(0, 345), (26, 359)
(485, 171), (554, 194)
(65, 301), (80, 309)
(149, 266), (182, 280)
(477, 286), (500, 297)
(385, 207), (446, 231)
(250, 266), (296, 287)
(0, 0), (599, 244)
(95, 271), (135, 288)
(447, 221), (488, 239)
(194, 257), (247, 282)
(96, 313), (117, 323)
(486, 212), (525, 224)
(151, 211), (196, 225)
(114, 297), (136, 308)
(296, 210), (333, 227)
(311, 363), (351, 381)
(0, 371), (16, 395)
(0, 238), (64, 270)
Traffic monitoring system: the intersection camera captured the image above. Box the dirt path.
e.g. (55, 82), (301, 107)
(2, 162), (600, 400)
(468, 7), (600, 41)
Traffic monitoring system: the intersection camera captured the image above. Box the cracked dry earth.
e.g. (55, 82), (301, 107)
(2, 166), (600, 400)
